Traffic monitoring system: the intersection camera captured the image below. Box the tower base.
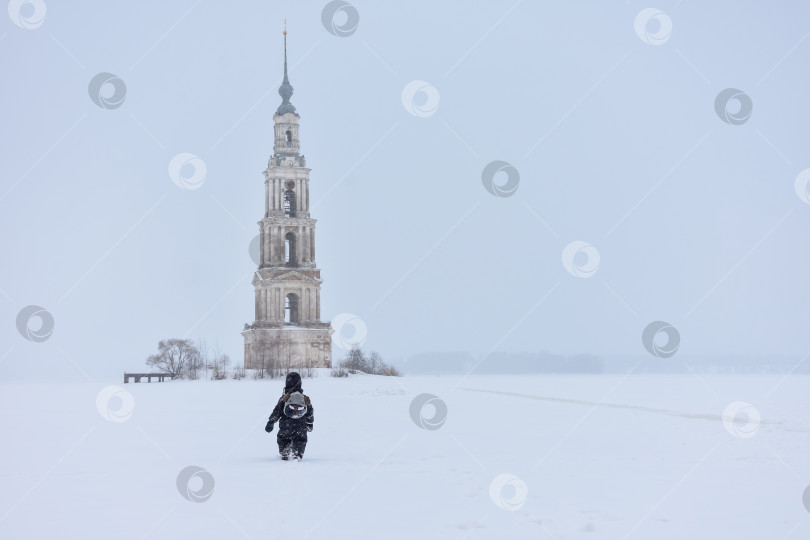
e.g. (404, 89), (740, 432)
(242, 322), (332, 370)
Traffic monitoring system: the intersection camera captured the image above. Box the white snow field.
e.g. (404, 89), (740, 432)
(1, 371), (808, 539)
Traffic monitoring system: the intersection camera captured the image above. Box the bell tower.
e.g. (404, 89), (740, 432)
(242, 28), (332, 370)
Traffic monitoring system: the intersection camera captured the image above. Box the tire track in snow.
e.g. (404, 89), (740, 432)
(459, 388), (806, 431)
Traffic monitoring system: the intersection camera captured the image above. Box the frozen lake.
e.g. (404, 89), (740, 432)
(1, 372), (808, 539)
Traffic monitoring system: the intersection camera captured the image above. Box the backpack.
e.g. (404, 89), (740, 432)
(283, 391), (309, 419)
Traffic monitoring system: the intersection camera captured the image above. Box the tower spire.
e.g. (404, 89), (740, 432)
(277, 21), (297, 116)
(283, 20), (288, 77)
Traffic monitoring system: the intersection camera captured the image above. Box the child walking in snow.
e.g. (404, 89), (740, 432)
(265, 372), (314, 461)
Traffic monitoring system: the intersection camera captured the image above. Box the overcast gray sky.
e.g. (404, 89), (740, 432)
(1, 1), (809, 381)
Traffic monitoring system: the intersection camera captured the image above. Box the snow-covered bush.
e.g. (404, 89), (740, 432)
(335, 347), (399, 376)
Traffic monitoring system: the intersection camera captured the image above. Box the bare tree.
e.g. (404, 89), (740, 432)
(212, 354), (229, 380)
(379, 363), (401, 376)
(198, 338), (210, 380)
(252, 339), (266, 379)
(186, 337), (206, 380)
(257, 336), (280, 379)
(331, 363), (348, 377)
(369, 351), (382, 375)
(336, 347), (399, 377)
(187, 352), (205, 380)
(145, 339), (200, 379)
(300, 357), (314, 378)
(342, 346), (368, 373)
(232, 363), (245, 379)
(211, 340), (231, 380)
(279, 333), (297, 376)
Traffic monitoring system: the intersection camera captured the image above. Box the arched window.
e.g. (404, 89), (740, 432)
(285, 232), (297, 267)
(284, 189), (296, 218)
(285, 130), (292, 147)
(285, 293), (299, 324)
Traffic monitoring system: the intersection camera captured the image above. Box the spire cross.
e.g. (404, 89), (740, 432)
(283, 21), (288, 81)
(276, 20), (297, 115)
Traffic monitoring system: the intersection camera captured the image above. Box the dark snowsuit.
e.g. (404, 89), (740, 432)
(265, 372), (314, 460)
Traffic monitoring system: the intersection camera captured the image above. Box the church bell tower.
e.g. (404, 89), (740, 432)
(242, 28), (332, 370)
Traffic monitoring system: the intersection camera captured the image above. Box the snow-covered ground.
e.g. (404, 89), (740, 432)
(1, 371), (808, 539)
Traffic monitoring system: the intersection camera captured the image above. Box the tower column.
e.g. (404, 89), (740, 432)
(258, 229), (264, 268)
(298, 179), (304, 213)
(264, 225), (271, 267)
(298, 226), (304, 266)
(264, 180), (270, 218)
(299, 227), (309, 266)
(276, 225), (283, 265)
(258, 288), (265, 322)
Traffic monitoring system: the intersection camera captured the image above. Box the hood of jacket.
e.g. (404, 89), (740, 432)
(284, 371), (302, 394)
